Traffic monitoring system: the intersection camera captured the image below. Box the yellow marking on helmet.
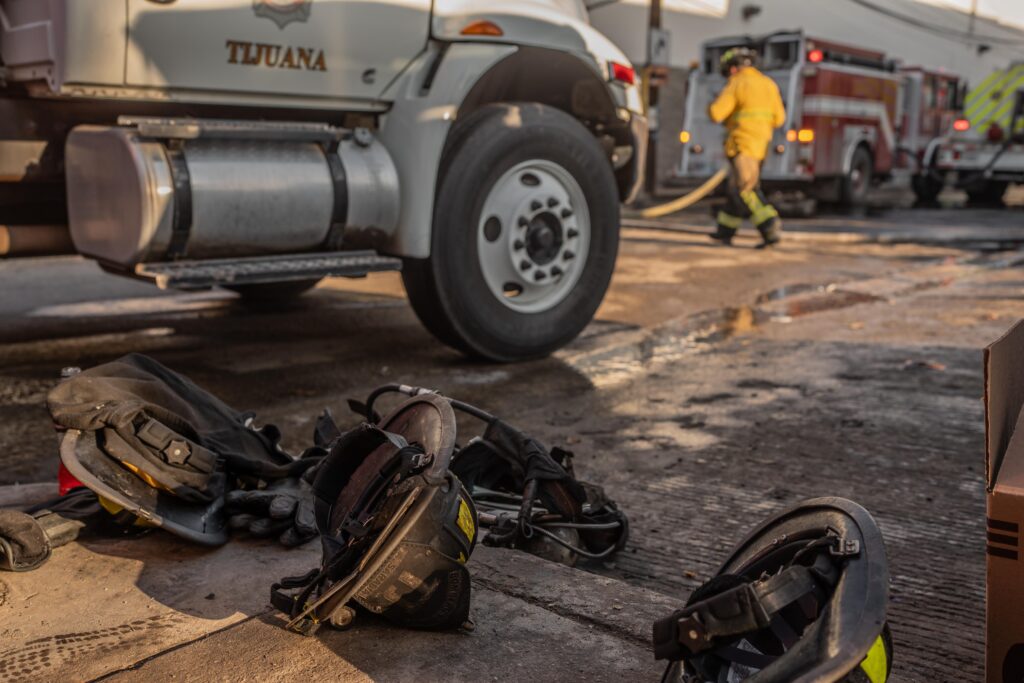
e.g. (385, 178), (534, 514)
(119, 459), (174, 493)
(97, 496), (154, 528)
(457, 498), (476, 543)
(859, 634), (889, 683)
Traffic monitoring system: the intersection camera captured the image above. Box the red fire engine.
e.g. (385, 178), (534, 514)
(673, 31), (961, 206)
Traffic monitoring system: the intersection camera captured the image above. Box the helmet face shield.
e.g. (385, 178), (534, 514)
(654, 497), (891, 683)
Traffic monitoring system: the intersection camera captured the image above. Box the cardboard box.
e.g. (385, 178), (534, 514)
(986, 320), (1024, 681)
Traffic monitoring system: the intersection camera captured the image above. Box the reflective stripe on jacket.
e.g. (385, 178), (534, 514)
(708, 67), (786, 161)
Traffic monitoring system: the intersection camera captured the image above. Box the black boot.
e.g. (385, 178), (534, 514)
(712, 212), (740, 245)
(756, 217), (782, 247)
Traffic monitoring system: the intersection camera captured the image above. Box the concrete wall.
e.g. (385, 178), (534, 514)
(589, 0), (1024, 84)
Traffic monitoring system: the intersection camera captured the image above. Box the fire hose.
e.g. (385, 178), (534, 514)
(639, 167), (728, 219)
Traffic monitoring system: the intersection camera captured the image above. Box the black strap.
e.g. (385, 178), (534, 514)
(165, 145), (193, 259)
(323, 147), (347, 250)
(652, 564), (820, 660)
(270, 567), (322, 616)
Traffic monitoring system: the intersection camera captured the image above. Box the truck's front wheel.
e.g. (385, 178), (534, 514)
(403, 103), (620, 362)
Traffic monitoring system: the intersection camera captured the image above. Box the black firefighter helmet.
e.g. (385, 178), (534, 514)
(271, 393), (477, 635)
(653, 497), (892, 683)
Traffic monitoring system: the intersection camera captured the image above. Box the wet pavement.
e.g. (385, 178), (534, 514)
(2, 188), (1023, 681)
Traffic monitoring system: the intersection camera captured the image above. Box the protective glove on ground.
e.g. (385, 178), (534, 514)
(226, 474), (317, 547)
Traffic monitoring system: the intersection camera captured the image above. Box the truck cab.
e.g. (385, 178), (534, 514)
(0, 0), (647, 361)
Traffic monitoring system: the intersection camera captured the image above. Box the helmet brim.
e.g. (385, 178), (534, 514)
(59, 429), (227, 546)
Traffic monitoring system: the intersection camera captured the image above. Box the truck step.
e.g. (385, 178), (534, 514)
(134, 250), (402, 290)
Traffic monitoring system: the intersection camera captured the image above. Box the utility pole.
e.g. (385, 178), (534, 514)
(645, 0), (664, 194)
(968, 0), (977, 37)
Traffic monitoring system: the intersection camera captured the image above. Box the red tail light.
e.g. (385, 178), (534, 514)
(610, 62), (636, 85)
(988, 123), (1005, 143)
(807, 49), (824, 63)
(953, 118), (970, 132)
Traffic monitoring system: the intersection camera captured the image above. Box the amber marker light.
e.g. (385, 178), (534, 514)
(460, 20), (503, 36)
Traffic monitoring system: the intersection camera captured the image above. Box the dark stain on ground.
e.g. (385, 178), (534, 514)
(782, 290), (887, 317)
(687, 392), (737, 404)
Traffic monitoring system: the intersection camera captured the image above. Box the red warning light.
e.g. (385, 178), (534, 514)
(807, 49), (824, 63)
(953, 118), (970, 132)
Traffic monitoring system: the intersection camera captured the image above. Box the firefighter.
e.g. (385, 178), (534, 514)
(708, 47), (786, 247)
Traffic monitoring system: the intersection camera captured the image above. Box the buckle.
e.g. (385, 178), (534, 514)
(827, 528), (861, 557)
(408, 451), (434, 470)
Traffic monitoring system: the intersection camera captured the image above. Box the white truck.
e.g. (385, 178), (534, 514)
(922, 63), (1024, 205)
(0, 0), (646, 361)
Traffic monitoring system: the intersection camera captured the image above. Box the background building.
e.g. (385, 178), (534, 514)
(588, 0), (1024, 83)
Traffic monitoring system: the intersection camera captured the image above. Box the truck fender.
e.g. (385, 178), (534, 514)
(920, 137), (947, 171)
(841, 135), (875, 176)
(377, 41), (638, 259)
(375, 42), (516, 259)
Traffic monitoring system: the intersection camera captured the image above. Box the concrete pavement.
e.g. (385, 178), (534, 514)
(3, 194), (1024, 680)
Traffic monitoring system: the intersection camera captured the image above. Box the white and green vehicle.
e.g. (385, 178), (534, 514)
(0, 0), (646, 361)
(922, 62), (1024, 204)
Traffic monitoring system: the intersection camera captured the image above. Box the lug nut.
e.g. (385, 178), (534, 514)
(563, 250), (575, 261)
(520, 259), (532, 271)
(567, 228), (579, 239)
(534, 271), (548, 281)
(547, 197), (559, 207)
(513, 239), (525, 250)
(530, 200), (542, 211)
(560, 207), (573, 219)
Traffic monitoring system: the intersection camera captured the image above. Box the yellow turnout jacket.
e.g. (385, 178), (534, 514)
(708, 67), (786, 161)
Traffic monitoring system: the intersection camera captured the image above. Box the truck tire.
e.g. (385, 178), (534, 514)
(226, 278), (321, 304)
(965, 180), (1008, 206)
(840, 146), (872, 207)
(403, 103), (620, 362)
(911, 172), (944, 204)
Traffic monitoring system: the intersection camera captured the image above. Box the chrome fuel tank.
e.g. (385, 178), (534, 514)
(65, 122), (400, 267)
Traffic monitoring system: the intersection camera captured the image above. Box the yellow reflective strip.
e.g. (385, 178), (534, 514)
(967, 69), (1014, 120)
(979, 97), (1016, 133)
(716, 211), (742, 229)
(966, 70), (1004, 110)
(859, 635), (889, 683)
(970, 69), (1024, 125)
(977, 71), (1024, 129)
(739, 189), (765, 213)
(751, 203), (778, 225)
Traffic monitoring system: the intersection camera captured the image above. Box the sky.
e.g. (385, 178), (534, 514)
(655, 0), (1024, 28)
(918, 0), (1024, 29)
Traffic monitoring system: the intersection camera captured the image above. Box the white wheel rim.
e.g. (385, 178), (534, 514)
(476, 159), (591, 313)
